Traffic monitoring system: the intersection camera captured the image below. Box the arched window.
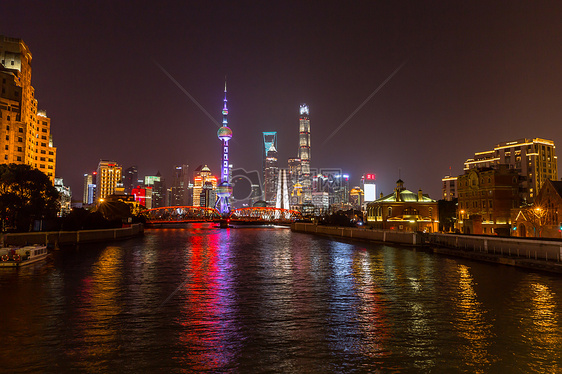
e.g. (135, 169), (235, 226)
(388, 207), (392, 217)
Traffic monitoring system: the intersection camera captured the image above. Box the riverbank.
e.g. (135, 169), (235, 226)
(1, 223), (144, 247)
(291, 223), (562, 275)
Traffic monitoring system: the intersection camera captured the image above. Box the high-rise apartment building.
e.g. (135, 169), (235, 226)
(0, 36), (56, 182)
(298, 104), (311, 202)
(96, 160), (122, 202)
(464, 138), (557, 203)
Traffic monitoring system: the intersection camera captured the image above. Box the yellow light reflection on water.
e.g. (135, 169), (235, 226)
(77, 246), (123, 371)
(520, 281), (562, 372)
(453, 264), (495, 372)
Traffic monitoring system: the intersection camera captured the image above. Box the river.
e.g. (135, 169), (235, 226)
(1, 224), (561, 373)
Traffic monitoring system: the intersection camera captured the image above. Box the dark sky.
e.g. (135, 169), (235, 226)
(4, 1), (562, 199)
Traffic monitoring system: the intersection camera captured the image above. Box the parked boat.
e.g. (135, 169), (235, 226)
(0, 245), (49, 267)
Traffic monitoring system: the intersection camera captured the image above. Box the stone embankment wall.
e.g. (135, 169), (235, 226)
(2, 223), (144, 246)
(429, 233), (562, 262)
(292, 223), (562, 273)
(291, 222), (422, 245)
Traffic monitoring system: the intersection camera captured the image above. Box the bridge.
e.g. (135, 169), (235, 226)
(142, 206), (303, 225)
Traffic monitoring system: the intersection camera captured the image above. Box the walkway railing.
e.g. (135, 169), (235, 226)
(429, 233), (562, 262)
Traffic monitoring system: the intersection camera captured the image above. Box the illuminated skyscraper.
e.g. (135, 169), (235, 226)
(264, 145), (279, 205)
(171, 164), (189, 206)
(215, 82), (233, 215)
(96, 160), (122, 202)
(123, 166), (138, 195)
(193, 165), (217, 207)
(0, 36), (57, 182)
(298, 104), (311, 202)
(263, 132), (277, 160)
(83, 172), (96, 205)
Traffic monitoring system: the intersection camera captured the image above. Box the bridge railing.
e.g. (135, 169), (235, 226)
(142, 206), (221, 222)
(142, 206), (303, 224)
(229, 207), (303, 222)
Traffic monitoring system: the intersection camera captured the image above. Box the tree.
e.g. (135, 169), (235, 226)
(0, 163), (60, 232)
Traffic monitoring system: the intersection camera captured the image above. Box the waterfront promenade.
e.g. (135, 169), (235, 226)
(1, 223), (144, 247)
(292, 222), (562, 274)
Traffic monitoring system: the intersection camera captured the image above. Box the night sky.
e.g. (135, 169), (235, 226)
(4, 1), (562, 200)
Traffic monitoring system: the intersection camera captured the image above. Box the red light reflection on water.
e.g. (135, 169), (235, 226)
(174, 225), (238, 371)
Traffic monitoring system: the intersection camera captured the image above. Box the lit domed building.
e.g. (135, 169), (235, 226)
(365, 179), (438, 232)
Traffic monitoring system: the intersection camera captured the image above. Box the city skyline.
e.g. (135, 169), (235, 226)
(3, 1), (562, 199)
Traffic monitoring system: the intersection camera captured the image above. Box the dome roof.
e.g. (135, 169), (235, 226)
(201, 165), (211, 172)
(217, 126), (232, 140)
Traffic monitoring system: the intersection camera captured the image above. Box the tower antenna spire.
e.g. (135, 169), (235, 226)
(216, 80), (233, 217)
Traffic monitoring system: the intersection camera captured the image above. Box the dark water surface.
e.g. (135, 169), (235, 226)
(1, 225), (561, 373)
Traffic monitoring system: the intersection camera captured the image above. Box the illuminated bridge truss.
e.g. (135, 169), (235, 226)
(229, 207), (303, 224)
(143, 206), (303, 225)
(143, 206), (221, 223)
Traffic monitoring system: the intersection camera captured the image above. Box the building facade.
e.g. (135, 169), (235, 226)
(365, 180), (438, 233)
(171, 164), (189, 206)
(457, 165), (520, 235)
(54, 177), (71, 216)
(512, 179), (562, 238)
(441, 176), (458, 201)
(361, 173), (377, 202)
(96, 160), (122, 202)
(123, 166), (138, 195)
(464, 138), (557, 203)
(0, 36), (57, 182)
(192, 165), (217, 207)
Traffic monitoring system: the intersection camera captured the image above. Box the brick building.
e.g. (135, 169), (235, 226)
(457, 165), (520, 235)
(512, 179), (562, 238)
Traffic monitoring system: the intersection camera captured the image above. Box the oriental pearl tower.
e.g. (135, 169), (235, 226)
(215, 81), (233, 216)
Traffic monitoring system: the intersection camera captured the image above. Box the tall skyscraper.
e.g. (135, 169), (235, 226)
(263, 132), (277, 164)
(264, 145), (279, 205)
(287, 157), (301, 190)
(145, 171), (165, 208)
(171, 164), (189, 206)
(96, 160), (122, 202)
(123, 166), (138, 195)
(215, 82), (233, 215)
(193, 165), (217, 207)
(298, 104), (311, 202)
(0, 36), (57, 182)
(83, 172), (96, 205)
